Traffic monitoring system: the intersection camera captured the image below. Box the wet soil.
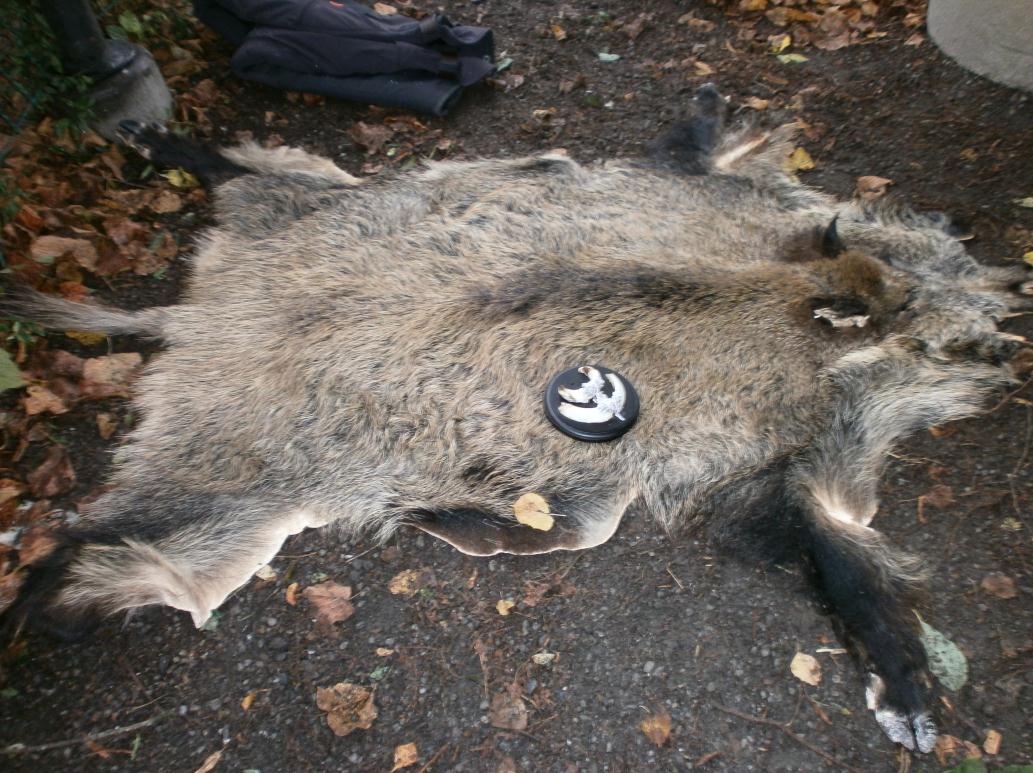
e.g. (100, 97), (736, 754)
(2, 1), (1032, 771)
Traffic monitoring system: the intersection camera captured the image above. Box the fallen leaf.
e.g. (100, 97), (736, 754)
(598, 52), (621, 63)
(391, 742), (418, 771)
(316, 682), (377, 736)
(531, 652), (556, 666)
(1013, 197), (1033, 208)
(921, 483), (955, 510)
(192, 749), (222, 773)
(983, 729), (1001, 755)
(27, 445), (76, 498)
(513, 492), (555, 531)
(285, 581), (300, 605)
(30, 235), (98, 270)
(0, 571), (25, 616)
(17, 527), (59, 565)
(551, 23), (567, 41)
(388, 567), (430, 596)
(498, 757), (517, 773)
(64, 330), (107, 346)
(856, 175), (893, 200)
(22, 384), (68, 416)
(744, 97), (770, 110)
(769, 34), (792, 54)
(1024, 251), (1033, 266)
(740, 0), (767, 11)
(790, 652), (822, 685)
(777, 53), (809, 64)
(254, 564), (277, 581)
(918, 619), (968, 691)
(639, 711), (672, 746)
(162, 168), (200, 188)
(241, 690), (258, 711)
(488, 691), (528, 730)
(693, 61), (714, 77)
(980, 573), (1018, 600)
(303, 580), (355, 627)
(0, 351), (26, 392)
(0, 479), (23, 507)
(373, 2), (397, 15)
(496, 599), (516, 616)
(348, 121), (393, 154)
(623, 14), (648, 41)
(904, 32), (925, 47)
(151, 190), (183, 214)
(80, 353), (143, 399)
(785, 147), (815, 173)
(375, 647), (394, 657)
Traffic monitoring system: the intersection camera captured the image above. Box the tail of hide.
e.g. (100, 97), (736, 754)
(0, 287), (167, 337)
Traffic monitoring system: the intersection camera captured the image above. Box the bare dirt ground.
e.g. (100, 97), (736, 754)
(1, 1), (1032, 771)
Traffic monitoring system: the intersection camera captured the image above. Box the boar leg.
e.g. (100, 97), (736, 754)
(6, 488), (323, 637)
(650, 83), (728, 174)
(116, 120), (249, 189)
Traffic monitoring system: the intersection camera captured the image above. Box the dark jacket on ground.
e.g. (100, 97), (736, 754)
(194, 0), (494, 115)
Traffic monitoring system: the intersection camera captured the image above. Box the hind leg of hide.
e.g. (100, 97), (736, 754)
(9, 488), (329, 635)
(116, 120), (249, 189)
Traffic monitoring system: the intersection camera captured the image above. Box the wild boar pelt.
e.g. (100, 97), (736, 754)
(3, 86), (1030, 754)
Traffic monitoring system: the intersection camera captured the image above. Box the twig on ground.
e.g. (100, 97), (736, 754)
(714, 705), (863, 773)
(416, 742), (449, 773)
(3, 711), (174, 755)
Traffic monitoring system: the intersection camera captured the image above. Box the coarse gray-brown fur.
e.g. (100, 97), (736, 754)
(3, 86), (1031, 754)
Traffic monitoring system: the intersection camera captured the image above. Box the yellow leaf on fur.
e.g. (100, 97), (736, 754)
(785, 147), (815, 173)
(513, 492), (554, 531)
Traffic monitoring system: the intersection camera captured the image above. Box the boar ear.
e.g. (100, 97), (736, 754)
(821, 216), (845, 257)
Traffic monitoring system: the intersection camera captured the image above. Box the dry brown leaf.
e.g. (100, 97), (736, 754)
(934, 734), (965, 766)
(856, 175), (893, 200)
(488, 691), (528, 730)
(983, 729), (1002, 755)
(241, 690), (258, 711)
(513, 492), (554, 531)
(0, 479), (23, 507)
(496, 599), (515, 616)
(980, 573), (1018, 600)
(923, 484), (954, 509)
(30, 235), (98, 270)
(316, 682), (377, 736)
(285, 581), (300, 605)
(388, 567), (430, 595)
(497, 757), (517, 773)
(17, 527), (59, 565)
(302, 580), (355, 626)
(790, 652), (821, 685)
(348, 121), (393, 154)
(22, 384), (68, 416)
(744, 97), (770, 110)
(640, 711), (672, 746)
(623, 14), (648, 41)
(373, 2), (397, 15)
(693, 61), (714, 77)
(27, 445), (76, 498)
(80, 353), (143, 399)
(740, 0), (767, 11)
(192, 749), (222, 773)
(96, 412), (118, 439)
(375, 647), (394, 657)
(151, 190), (183, 214)
(391, 742), (419, 771)
(551, 23), (568, 41)
(0, 571), (25, 616)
